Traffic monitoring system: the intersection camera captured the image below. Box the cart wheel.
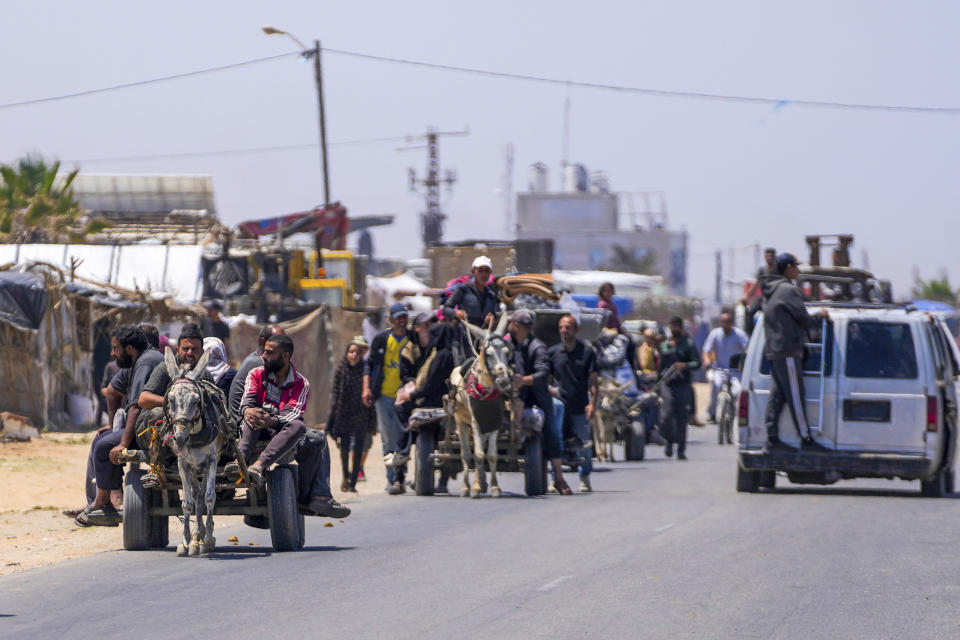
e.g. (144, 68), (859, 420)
(123, 468), (151, 550)
(243, 515), (269, 529)
(149, 489), (171, 548)
(415, 429), (436, 496)
(624, 420), (646, 461)
(297, 511), (305, 550)
(268, 466), (301, 551)
(524, 433), (547, 496)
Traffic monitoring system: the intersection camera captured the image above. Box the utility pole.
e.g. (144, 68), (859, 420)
(502, 143), (514, 235)
(715, 250), (722, 304)
(313, 39), (330, 208)
(400, 126), (469, 253)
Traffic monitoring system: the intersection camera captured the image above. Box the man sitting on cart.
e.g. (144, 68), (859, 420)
(234, 334), (350, 518)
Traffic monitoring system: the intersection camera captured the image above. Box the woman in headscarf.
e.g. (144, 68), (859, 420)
(328, 336), (376, 492)
(597, 282), (621, 331)
(203, 336), (236, 396)
(408, 322), (457, 409)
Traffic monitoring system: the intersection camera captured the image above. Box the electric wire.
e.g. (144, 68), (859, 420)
(75, 135), (418, 164)
(1, 46), (957, 115)
(0, 52), (300, 111)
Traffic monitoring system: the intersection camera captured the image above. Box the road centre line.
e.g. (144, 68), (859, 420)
(653, 523), (675, 533)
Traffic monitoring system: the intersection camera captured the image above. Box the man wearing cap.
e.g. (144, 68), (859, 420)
(761, 253), (830, 453)
(509, 309), (572, 494)
(363, 302), (415, 494)
(445, 255), (500, 331)
(201, 300), (231, 360)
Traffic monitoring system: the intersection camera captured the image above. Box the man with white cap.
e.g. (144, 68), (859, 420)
(444, 255), (500, 329)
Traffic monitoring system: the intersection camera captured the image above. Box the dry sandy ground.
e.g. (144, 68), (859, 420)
(0, 383), (712, 576)
(0, 431), (390, 576)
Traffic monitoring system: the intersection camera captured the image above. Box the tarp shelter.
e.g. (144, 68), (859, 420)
(0, 244), (204, 302)
(0, 262), (200, 431)
(230, 306), (366, 427)
(366, 271), (436, 313)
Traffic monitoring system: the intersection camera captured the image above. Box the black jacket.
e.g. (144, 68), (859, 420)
(444, 281), (500, 327)
(364, 327), (415, 401)
(513, 334), (551, 410)
(409, 324), (457, 408)
(761, 274), (817, 359)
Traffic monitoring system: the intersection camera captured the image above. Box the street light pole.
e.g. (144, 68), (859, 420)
(313, 39), (330, 208)
(262, 25), (331, 273)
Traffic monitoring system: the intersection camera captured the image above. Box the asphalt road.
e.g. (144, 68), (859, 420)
(4, 426), (960, 640)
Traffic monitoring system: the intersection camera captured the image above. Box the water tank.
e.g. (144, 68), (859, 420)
(528, 162), (548, 192)
(562, 164), (588, 193)
(590, 171), (610, 193)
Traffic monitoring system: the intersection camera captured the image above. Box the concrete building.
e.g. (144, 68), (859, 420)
(516, 164), (688, 294)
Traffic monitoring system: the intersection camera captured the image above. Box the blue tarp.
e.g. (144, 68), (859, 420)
(570, 293), (634, 317)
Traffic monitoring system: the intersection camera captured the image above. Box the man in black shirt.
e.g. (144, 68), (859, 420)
(549, 314), (599, 492)
(78, 326), (163, 526)
(201, 300), (231, 360)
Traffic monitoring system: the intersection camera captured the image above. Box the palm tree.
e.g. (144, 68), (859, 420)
(0, 154), (103, 243)
(912, 275), (959, 306)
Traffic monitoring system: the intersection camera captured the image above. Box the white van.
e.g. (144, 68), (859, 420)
(736, 303), (958, 496)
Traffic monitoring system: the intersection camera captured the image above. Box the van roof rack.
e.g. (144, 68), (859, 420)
(805, 301), (915, 311)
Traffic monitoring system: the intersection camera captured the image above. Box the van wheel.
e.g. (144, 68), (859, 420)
(758, 470), (776, 490)
(920, 467), (949, 498)
(736, 465), (760, 493)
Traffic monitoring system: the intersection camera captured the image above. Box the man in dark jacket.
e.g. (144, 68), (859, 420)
(658, 316), (701, 460)
(509, 309), (571, 494)
(761, 253), (830, 452)
(444, 255), (501, 361)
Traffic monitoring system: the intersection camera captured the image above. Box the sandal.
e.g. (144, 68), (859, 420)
(75, 504), (121, 527)
(245, 465), (265, 489)
(62, 505), (89, 518)
(553, 480), (573, 496)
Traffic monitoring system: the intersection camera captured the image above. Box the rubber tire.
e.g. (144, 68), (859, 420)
(947, 469), (955, 495)
(624, 420), (646, 461)
(123, 468), (151, 551)
(758, 470), (776, 490)
(921, 467), (950, 497)
(244, 514), (269, 529)
(149, 489), (171, 549)
(415, 429), (436, 496)
(297, 511), (306, 550)
(524, 432), (547, 496)
(736, 464), (760, 493)
(268, 466), (301, 551)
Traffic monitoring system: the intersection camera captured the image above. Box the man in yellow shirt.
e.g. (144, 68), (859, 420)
(363, 303), (413, 494)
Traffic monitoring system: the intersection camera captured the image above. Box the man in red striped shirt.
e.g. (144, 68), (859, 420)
(237, 333), (350, 518)
(238, 334), (310, 483)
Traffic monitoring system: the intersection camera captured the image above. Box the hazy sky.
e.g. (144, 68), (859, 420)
(3, 1), (958, 299)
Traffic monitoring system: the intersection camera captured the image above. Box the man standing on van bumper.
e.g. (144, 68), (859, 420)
(761, 253), (830, 452)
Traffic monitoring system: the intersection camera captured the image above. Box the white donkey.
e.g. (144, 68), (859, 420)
(449, 314), (520, 498)
(162, 347), (229, 557)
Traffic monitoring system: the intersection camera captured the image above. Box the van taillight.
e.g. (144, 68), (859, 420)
(927, 396), (938, 432)
(738, 390), (749, 427)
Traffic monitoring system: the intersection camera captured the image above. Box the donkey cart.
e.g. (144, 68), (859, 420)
(406, 403), (549, 497)
(120, 451), (305, 553)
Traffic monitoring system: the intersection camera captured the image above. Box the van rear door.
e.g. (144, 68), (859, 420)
(835, 319), (926, 453)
